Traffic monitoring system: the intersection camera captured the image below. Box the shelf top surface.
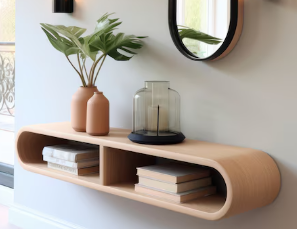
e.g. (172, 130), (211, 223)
(19, 122), (262, 164)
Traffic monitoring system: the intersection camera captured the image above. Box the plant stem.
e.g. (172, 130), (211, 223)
(93, 55), (107, 85)
(66, 55), (86, 87)
(88, 63), (95, 87)
(77, 54), (87, 86)
(77, 54), (84, 78)
(89, 54), (105, 86)
(83, 59), (89, 84)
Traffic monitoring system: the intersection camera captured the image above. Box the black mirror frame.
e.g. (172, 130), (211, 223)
(168, 0), (243, 61)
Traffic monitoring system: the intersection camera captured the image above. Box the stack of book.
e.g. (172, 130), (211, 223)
(135, 163), (216, 203)
(42, 142), (99, 176)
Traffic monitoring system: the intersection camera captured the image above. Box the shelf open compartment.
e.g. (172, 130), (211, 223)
(16, 122), (281, 220)
(17, 131), (101, 186)
(101, 146), (227, 214)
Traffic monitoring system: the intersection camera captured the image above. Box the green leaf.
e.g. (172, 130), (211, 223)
(108, 49), (132, 61)
(41, 24), (94, 59)
(41, 23), (63, 41)
(78, 37), (84, 45)
(60, 37), (74, 46)
(41, 28), (71, 54)
(178, 26), (222, 45)
(41, 25), (81, 57)
(41, 23), (73, 47)
(66, 26), (87, 38)
(120, 47), (137, 55)
(65, 47), (80, 56)
(48, 25), (87, 38)
(106, 34), (145, 60)
(89, 14), (122, 44)
(90, 32), (145, 61)
(81, 35), (98, 61)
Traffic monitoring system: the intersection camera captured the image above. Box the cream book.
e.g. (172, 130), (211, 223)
(42, 143), (99, 162)
(135, 184), (216, 203)
(137, 163), (210, 184)
(138, 176), (212, 193)
(48, 162), (99, 176)
(43, 155), (99, 169)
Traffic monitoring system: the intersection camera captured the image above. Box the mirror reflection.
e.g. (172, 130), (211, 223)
(176, 0), (230, 59)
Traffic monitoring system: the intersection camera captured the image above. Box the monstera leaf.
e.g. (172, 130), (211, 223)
(40, 24), (78, 56)
(89, 13), (122, 42)
(178, 26), (221, 45)
(90, 32), (145, 61)
(40, 23), (93, 59)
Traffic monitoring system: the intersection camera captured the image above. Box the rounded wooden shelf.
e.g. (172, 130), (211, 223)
(16, 122), (280, 220)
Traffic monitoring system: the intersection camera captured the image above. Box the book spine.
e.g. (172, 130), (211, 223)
(48, 162), (78, 175)
(43, 156), (78, 168)
(178, 177), (212, 193)
(182, 186), (216, 203)
(52, 149), (77, 162)
(42, 147), (54, 157)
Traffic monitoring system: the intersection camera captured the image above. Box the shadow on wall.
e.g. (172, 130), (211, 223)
(206, 0), (286, 76)
(72, 0), (84, 20)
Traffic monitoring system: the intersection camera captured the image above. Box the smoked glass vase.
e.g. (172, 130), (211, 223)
(128, 81), (185, 145)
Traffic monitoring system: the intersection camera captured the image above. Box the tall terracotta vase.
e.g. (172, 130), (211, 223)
(71, 87), (99, 132)
(87, 92), (109, 136)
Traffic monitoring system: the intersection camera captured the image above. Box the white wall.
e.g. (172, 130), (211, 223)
(15, 0), (297, 228)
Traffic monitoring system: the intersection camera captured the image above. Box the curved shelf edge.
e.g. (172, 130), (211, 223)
(16, 123), (281, 220)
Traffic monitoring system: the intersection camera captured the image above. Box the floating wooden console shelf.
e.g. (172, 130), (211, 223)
(16, 122), (280, 220)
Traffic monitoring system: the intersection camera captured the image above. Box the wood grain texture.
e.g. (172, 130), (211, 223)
(16, 122), (280, 220)
(101, 147), (155, 186)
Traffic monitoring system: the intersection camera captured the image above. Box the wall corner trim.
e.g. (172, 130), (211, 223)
(9, 204), (86, 229)
(0, 185), (14, 207)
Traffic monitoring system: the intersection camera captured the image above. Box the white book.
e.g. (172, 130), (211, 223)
(47, 162), (99, 176)
(42, 143), (99, 162)
(137, 163), (210, 184)
(43, 155), (99, 169)
(138, 176), (212, 193)
(135, 184), (216, 203)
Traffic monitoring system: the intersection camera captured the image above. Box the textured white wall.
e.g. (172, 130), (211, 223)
(15, 0), (297, 228)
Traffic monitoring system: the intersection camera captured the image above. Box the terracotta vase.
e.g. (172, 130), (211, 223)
(86, 92), (109, 136)
(71, 87), (99, 132)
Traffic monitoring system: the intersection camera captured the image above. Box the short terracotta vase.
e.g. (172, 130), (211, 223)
(87, 92), (109, 136)
(71, 87), (99, 132)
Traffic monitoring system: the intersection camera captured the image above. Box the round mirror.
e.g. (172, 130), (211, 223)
(169, 0), (243, 61)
